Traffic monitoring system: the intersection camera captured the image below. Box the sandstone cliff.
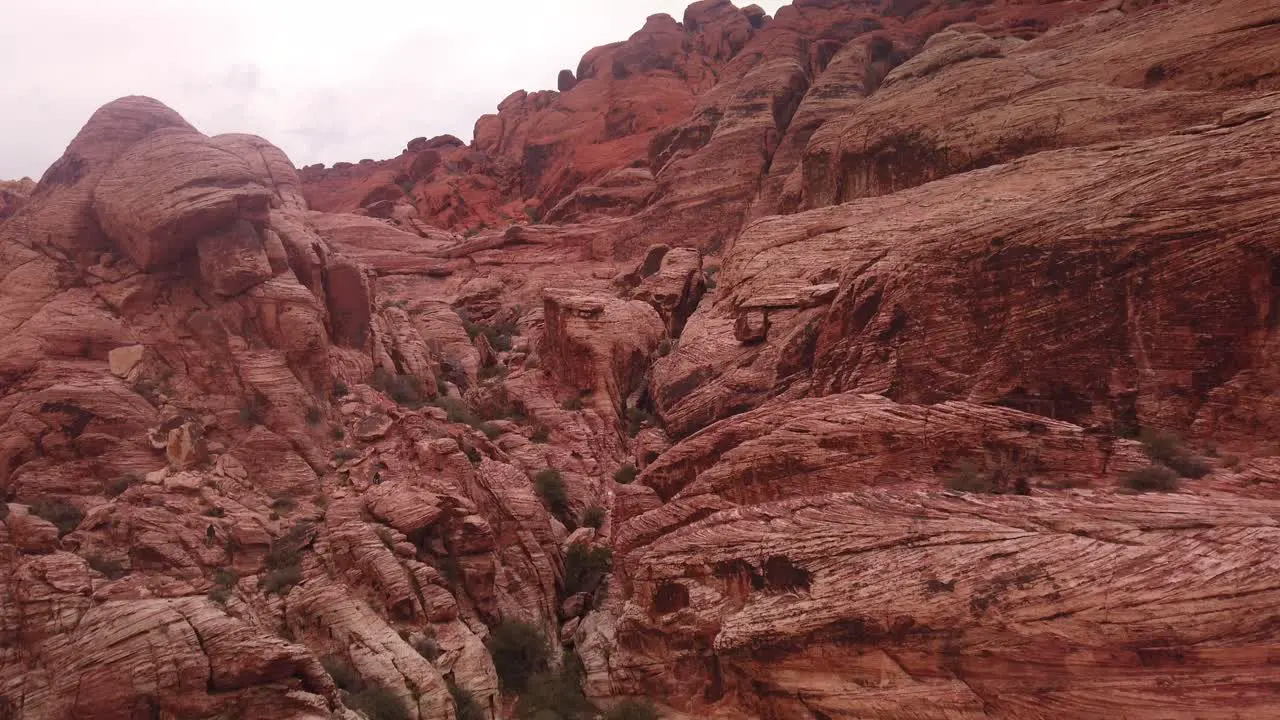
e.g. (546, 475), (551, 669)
(3, 1), (1280, 719)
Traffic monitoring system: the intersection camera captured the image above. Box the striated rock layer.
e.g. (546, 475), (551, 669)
(3, 0), (1280, 719)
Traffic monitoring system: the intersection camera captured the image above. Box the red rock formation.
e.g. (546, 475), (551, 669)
(4, 1), (1280, 719)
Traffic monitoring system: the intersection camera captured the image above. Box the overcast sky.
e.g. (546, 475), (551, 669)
(0, 0), (789, 179)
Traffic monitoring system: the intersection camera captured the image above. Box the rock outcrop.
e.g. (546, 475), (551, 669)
(4, 0), (1280, 719)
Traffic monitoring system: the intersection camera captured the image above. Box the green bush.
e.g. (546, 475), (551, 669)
(1122, 464), (1180, 492)
(347, 686), (412, 720)
(479, 364), (509, 382)
(487, 620), (549, 693)
(322, 655), (363, 692)
(625, 407), (652, 437)
(436, 396), (482, 427)
(581, 506), (606, 530)
(1139, 428), (1210, 479)
(262, 564), (302, 594)
(944, 460), (997, 494)
(263, 524), (307, 594)
(238, 390), (269, 426)
(603, 699), (662, 720)
(449, 680), (486, 720)
(86, 554), (127, 580)
(105, 473), (141, 498)
(30, 497), (84, 536)
(613, 464), (638, 484)
(372, 369), (427, 408)
(412, 634), (441, 662)
(564, 543), (612, 597)
(515, 670), (596, 719)
(534, 469), (572, 526)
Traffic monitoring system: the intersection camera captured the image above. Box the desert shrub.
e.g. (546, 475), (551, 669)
(0, 503), (8, 521)
(372, 369), (427, 408)
(531, 424), (551, 443)
(333, 381), (350, 398)
(262, 564), (302, 594)
(203, 506), (227, 517)
(270, 497), (296, 514)
(515, 670), (596, 719)
(207, 585), (233, 604)
(436, 396), (482, 427)
(305, 406), (324, 426)
(534, 469), (572, 526)
(656, 338), (672, 357)
(625, 408), (653, 437)
(332, 425), (346, 440)
(703, 267), (719, 290)
(213, 568), (239, 587)
(564, 543), (612, 597)
(603, 699), (662, 720)
(30, 497), (84, 536)
(1139, 428), (1210, 479)
(613, 464), (638, 485)
(562, 396), (585, 411)
(238, 390), (269, 426)
(460, 314), (518, 352)
(463, 445), (482, 464)
(944, 460), (997, 494)
(449, 680), (486, 720)
(323, 655), (364, 693)
(581, 506), (606, 530)
(487, 620), (549, 693)
(412, 634), (442, 662)
(374, 687), (417, 719)
(1222, 454), (1241, 469)
(1122, 464), (1180, 493)
(481, 422), (503, 440)
(479, 364), (509, 382)
(86, 554), (127, 580)
(105, 473), (142, 498)
(332, 447), (360, 461)
(262, 523), (308, 594)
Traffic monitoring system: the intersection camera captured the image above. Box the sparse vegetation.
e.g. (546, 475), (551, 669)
(562, 395), (586, 411)
(203, 506), (226, 518)
(463, 445), (482, 464)
(305, 406), (324, 426)
(481, 422), (503, 440)
(656, 338), (672, 357)
(515, 670), (596, 719)
(603, 699), (662, 720)
(208, 568), (239, 604)
(332, 447), (361, 461)
(86, 554), (127, 580)
(534, 469), (573, 527)
(322, 654), (364, 693)
(448, 679), (486, 720)
(459, 311), (519, 352)
(372, 369), (427, 408)
(238, 390), (269, 426)
(581, 506), (606, 530)
(704, 267), (719, 290)
(29, 497), (84, 536)
(412, 634), (442, 662)
(563, 543), (612, 597)
(479, 364), (509, 382)
(105, 473), (142, 498)
(262, 523), (308, 595)
(1121, 464), (1180, 493)
(625, 407), (653, 437)
(613, 464), (638, 484)
(333, 381), (350, 398)
(531, 424), (551, 443)
(332, 425), (346, 440)
(945, 459), (997, 494)
(1138, 428), (1210, 479)
(270, 497), (297, 514)
(487, 620), (550, 693)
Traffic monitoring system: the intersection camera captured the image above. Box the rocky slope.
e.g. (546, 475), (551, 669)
(3, 1), (1280, 719)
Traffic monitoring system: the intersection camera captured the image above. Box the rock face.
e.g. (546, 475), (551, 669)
(4, 1), (1280, 719)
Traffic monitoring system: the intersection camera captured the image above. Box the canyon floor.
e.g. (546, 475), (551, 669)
(2, 0), (1280, 719)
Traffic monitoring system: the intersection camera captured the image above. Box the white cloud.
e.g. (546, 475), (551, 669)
(0, 0), (789, 178)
